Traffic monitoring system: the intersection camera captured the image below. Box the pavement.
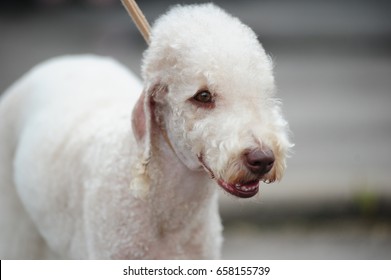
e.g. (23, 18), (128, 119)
(1, 0), (390, 259)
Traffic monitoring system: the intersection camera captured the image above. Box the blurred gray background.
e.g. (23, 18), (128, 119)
(1, 0), (390, 259)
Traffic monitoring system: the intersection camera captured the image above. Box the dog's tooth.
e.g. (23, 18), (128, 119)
(232, 182), (259, 192)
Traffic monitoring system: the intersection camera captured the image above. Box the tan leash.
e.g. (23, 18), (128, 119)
(121, 0), (151, 45)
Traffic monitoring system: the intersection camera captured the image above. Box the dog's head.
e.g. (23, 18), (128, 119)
(132, 4), (293, 198)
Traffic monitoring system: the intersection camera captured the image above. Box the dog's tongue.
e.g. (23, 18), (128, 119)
(217, 179), (259, 198)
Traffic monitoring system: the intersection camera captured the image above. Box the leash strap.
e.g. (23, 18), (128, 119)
(121, 0), (151, 45)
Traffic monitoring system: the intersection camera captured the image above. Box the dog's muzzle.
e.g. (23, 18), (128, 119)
(197, 150), (274, 198)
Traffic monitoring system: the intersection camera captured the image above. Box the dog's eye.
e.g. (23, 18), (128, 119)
(193, 90), (213, 104)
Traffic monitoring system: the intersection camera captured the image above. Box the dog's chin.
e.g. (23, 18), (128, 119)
(217, 179), (259, 198)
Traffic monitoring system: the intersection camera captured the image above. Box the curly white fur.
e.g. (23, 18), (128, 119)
(0, 4), (292, 259)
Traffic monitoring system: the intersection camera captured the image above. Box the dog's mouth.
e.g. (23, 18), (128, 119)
(217, 179), (259, 198)
(197, 154), (259, 198)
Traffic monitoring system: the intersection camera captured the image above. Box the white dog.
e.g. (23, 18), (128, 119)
(0, 4), (292, 259)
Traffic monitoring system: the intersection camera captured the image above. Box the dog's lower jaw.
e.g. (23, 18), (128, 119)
(197, 153), (261, 198)
(217, 179), (259, 198)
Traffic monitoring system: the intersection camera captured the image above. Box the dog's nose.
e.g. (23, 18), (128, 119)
(244, 148), (275, 176)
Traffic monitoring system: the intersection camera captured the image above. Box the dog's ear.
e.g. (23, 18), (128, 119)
(132, 90), (150, 145)
(130, 82), (167, 198)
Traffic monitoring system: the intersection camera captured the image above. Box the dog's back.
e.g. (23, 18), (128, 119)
(0, 55), (142, 259)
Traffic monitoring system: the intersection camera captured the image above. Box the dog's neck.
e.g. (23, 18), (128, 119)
(146, 129), (217, 233)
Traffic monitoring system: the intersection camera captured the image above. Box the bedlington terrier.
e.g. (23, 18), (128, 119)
(0, 4), (292, 259)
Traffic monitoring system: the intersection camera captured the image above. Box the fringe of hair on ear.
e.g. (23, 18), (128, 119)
(121, 0), (151, 45)
(129, 155), (151, 199)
